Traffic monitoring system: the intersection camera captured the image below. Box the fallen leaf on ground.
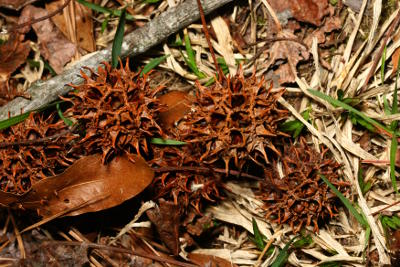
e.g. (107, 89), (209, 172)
(18, 5), (76, 74)
(1, 154), (154, 217)
(263, 30), (309, 84)
(269, 0), (330, 26)
(304, 15), (342, 47)
(0, 34), (30, 104)
(0, 0), (38, 10)
(158, 91), (193, 131)
(46, 1), (95, 53)
(146, 199), (180, 255)
(188, 253), (238, 267)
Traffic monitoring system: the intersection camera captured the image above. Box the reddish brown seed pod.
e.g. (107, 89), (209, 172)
(178, 68), (289, 171)
(259, 138), (349, 233)
(0, 113), (76, 194)
(150, 145), (222, 215)
(62, 60), (165, 162)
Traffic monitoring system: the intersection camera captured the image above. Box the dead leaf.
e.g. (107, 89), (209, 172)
(0, 0), (38, 10)
(188, 253), (238, 267)
(186, 214), (213, 236)
(269, 0), (330, 26)
(0, 34), (30, 81)
(158, 91), (193, 130)
(263, 30), (309, 84)
(46, 1), (95, 53)
(2, 154), (154, 217)
(146, 199), (180, 255)
(304, 15), (342, 47)
(0, 34), (30, 103)
(18, 5), (76, 74)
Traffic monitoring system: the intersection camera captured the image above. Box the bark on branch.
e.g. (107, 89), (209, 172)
(0, 0), (233, 120)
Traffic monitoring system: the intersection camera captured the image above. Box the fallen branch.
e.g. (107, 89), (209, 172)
(0, 0), (233, 121)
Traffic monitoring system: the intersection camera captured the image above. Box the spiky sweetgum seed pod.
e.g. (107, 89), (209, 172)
(178, 69), (289, 170)
(62, 60), (165, 162)
(259, 138), (350, 233)
(0, 113), (77, 194)
(150, 145), (222, 215)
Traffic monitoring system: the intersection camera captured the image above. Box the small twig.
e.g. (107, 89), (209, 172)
(42, 241), (199, 267)
(371, 199), (400, 216)
(195, 0), (223, 80)
(153, 165), (264, 181)
(0, 125), (77, 149)
(357, 8), (400, 96)
(8, 0), (72, 32)
(254, 235), (275, 267)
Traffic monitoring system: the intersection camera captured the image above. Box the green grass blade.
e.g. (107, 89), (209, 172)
(101, 16), (109, 34)
(320, 174), (367, 227)
(141, 55), (169, 76)
(150, 138), (186, 145)
(183, 34), (205, 78)
(381, 45), (387, 85)
(271, 236), (297, 267)
(111, 8), (126, 69)
(383, 94), (391, 115)
(0, 112), (30, 130)
(56, 103), (73, 127)
(390, 135), (398, 193)
(252, 218), (265, 250)
(75, 0), (134, 20)
(308, 89), (393, 135)
(292, 235), (312, 248)
(0, 100), (65, 130)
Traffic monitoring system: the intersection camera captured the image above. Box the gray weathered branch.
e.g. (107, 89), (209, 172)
(0, 0), (233, 120)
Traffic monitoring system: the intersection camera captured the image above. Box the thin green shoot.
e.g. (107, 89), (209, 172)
(56, 103), (73, 127)
(308, 89), (393, 135)
(150, 138), (186, 145)
(141, 55), (170, 76)
(280, 108), (310, 138)
(320, 174), (368, 227)
(111, 8), (126, 69)
(183, 34), (205, 78)
(252, 218), (265, 250)
(76, 0), (135, 20)
(271, 236), (298, 267)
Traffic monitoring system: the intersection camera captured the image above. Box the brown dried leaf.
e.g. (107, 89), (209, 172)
(0, 34), (30, 82)
(146, 199), (180, 255)
(45, 1), (95, 52)
(18, 5), (76, 73)
(304, 16), (342, 47)
(0, 34), (30, 104)
(188, 253), (238, 267)
(264, 30), (309, 84)
(0, 0), (37, 10)
(4, 154), (153, 217)
(158, 91), (193, 130)
(269, 0), (330, 26)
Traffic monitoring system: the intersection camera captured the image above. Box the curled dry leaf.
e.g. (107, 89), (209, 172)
(188, 253), (238, 267)
(146, 199), (180, 255)
(0, 34), (30, 104)
(263, 30), (309, 84)
(18, 5), (76, 74)
(46, 0), (96, 52)
(2, 154), (154, 217)
(158, 91), (193, 131)
(269, 0), (330, 26)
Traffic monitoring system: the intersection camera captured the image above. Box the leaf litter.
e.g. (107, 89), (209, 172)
(1, 0), (400, 266)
